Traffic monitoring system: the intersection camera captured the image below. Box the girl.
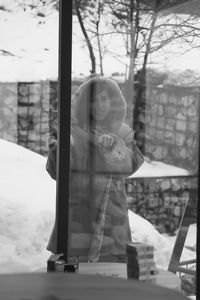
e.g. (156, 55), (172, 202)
(46, 76), (144, 262)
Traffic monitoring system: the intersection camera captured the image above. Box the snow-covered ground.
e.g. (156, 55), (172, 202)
(0, 139), (56, 273)
(130, 157), (189, 178)
(0, 9), (59, 82)
(0, 139), (196, 274)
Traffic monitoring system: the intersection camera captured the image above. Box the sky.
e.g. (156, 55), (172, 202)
(0, 138), (196, 276)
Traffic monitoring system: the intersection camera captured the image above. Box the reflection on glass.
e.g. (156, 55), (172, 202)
(53, 0), (196, 296)
(0, 0), (198, 297)
(47, 76), (144, 262)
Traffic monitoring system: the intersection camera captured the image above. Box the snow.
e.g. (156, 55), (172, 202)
(130, 157), (189, 178)
(129, 210), (196, 270)
(1, 7), (200, 81)
(0, 10), (59, 82)
(0, 139), (56, 273)
(0, 139), (196, 274)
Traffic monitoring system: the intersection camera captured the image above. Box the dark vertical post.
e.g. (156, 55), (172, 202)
(196, 90), (200, 299)
(56, 0), (72, 261)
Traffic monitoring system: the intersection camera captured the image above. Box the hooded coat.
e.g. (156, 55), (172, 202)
(46, 77), (144, 262)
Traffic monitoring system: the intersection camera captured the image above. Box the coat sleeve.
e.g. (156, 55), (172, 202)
(46, 143), (57, 180)
(46, 110), (58, 180)
(46, 135), (77, 180)
(119, 123), (144, 175)
(46, 124), (89, 180)
(46, 110), (79, 180)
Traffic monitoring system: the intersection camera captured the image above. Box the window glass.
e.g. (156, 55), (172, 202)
(0, 1), (197, 297)
(50, 0), (196, 296)
(0, 1), (58, 273)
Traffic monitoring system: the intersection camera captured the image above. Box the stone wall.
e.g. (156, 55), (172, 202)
(0, 81), (57, 155)
(0, 82), (18, 143)
(135, 85), (200, 172)
(17, 81), (53, 154)
(126, 175), (197, 234)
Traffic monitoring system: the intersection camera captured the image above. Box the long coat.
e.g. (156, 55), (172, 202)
(46, 84), (144, 262)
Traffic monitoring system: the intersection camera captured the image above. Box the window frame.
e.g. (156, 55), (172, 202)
(56, 2), (199, 297)
(56, 0), (73, 260)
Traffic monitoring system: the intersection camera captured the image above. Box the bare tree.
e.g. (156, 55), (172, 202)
(106, 0), (200, 84)
(75, 0), (108, 75)
(15, 0), (200, 81)
(106, 1), (200, 92)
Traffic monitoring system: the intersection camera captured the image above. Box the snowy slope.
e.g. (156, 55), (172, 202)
(0, 139), (56, 272)
(0, 9), (59, 82)
(1, 5), (200, 81)
(0, 139), (195, 273)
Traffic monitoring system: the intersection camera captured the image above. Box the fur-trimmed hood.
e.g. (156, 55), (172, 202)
(72, 76), (126, 134)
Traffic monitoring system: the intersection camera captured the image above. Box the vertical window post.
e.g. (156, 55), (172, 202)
(196, 94), (200, 298)
(56, 0), (72, 261)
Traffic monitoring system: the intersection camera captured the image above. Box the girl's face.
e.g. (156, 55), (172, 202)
(91, 89), (111, 121)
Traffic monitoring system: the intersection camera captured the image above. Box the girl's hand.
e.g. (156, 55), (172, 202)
(103, 135), (127, 163)
(98, 134), (114, 151)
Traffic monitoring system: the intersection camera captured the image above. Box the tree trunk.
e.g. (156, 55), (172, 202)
(96, 1), (104, 75)
(125, 0), (137, 127)
(127, 0), (136, 94)
(74, 0), (96, 74)
(133, 9), (158, 153)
